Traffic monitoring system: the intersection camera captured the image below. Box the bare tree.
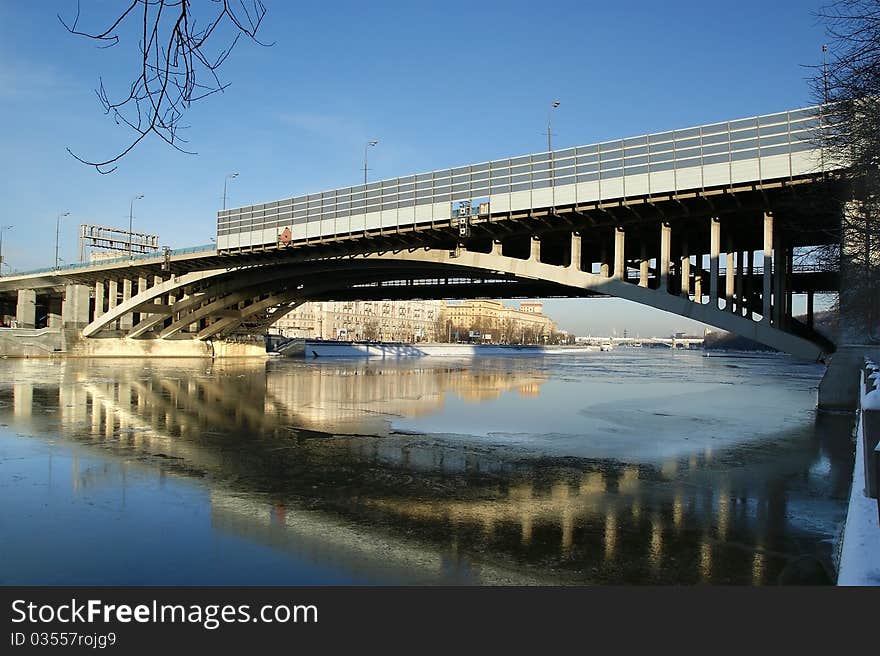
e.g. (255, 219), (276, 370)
(812, 0), (880, 341)
(59, 0), (270, 173)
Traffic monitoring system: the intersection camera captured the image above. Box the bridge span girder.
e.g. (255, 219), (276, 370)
(74, 218), (832, 361)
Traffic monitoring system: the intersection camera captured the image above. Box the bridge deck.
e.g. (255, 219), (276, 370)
(217, 105), (836, 252)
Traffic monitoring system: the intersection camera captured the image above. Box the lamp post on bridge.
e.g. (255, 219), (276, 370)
(223, 172), (239, 210)
(55, 212), (70, 270)
(364, 140), (378, 185)
(128, 194), (144, 259)
(0, 224), (12, 277)
(822, 44), (829, 103)
(547, 100), (560, 153)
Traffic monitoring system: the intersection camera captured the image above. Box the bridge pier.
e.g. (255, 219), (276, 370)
(120, 279), (133, 331)
(680, 238), (690, 298)
(709, 217), (720, 307)
(569, 233), (581, 271)
(15, 289), (35, 329)
(763, 212), (773, 322)
(660, 223), (671, 292)
(613, 228), (625, 280)
(62, 284), (90, 329)
(639, 243), (648, 287)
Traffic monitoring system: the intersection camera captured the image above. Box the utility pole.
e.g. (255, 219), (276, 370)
(223, 172), (239, 210)
(364, 140), (378, 184)
(129, 194), (144, 258)
(55, 212), (70, 269)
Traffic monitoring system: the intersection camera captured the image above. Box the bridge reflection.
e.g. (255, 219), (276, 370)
(0, 358), (853, 584)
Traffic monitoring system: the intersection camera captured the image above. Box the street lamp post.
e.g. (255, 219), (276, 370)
(364, 140), (378, 185)
(129, 194), (144, 258)
(822, 44), (829, 103)
(547, 100), (560, 153)
(0, 225), (12, 277)
(54, 212), (70, 270)
(223, 172), (239, 210)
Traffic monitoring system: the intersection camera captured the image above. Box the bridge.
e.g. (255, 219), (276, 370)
(0, 103), (853, 398)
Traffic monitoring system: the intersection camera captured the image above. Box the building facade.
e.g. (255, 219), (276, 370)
(444, 300), (557, 343)
(272, 300), (444, 342)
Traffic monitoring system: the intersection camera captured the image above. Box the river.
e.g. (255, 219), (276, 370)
(0, 349), (854, 585)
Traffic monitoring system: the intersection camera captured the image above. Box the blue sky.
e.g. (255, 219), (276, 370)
(0, 0), (830, 335)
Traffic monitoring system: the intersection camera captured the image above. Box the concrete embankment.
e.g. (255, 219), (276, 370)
(0, 328), (62, 357)
(0, 329), (266, 358)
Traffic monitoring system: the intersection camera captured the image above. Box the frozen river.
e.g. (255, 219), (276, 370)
(0, 349), (855, 584)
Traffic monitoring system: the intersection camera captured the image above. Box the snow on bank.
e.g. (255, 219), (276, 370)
(837, 366), (880, 586)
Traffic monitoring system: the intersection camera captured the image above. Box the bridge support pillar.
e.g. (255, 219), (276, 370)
(709, 217), (720, 307)
(773, 225), (786, 327)
(62, 284), (90, 329)
(725, 235), (735, 312)
(492, 240), (502, 256)
(94, 282), (105, 321)
(680, 238), (690, 298)
(15, 289), (36, 329)
(569, 233), (581, 271)
(120, 279), (133, 331)
(735, 252), (744, 316)
(107, 280), (118, 330)
(530, 237), (541, 263)
(639, 243), (648, 287)
(807, 292), (814, 329)
(693, 253), (702, 303)
(660, 223), (671, 292)
(746, 250), (754, 318)
(613, 228), (625, 280)
(762, 212), (773, 322)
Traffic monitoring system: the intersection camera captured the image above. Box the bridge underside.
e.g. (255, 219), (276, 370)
(0, 176), (842, 360)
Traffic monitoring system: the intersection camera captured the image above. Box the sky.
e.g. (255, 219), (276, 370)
(0, 0), (833, 336)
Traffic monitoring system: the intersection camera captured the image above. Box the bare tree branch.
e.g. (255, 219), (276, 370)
(59, 0), (272, 173)
(812, 0), (880, 339)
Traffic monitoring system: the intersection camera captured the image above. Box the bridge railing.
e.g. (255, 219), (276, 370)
(10, 244), (216, 278)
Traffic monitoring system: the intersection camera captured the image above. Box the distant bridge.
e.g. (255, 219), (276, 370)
(0, 104), (843, 361)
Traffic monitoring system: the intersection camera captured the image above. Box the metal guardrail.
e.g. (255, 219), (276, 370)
(9, 244), (216, 278)
(861, 360), (880, 521)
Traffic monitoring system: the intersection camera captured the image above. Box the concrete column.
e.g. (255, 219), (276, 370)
(108, 280), (118, 310)
(16, 289), (36, 329)
(735, 251), (745, 316)
(773, 226), (785, 327)
(62, 284), (90, 328)
(138, 276), (147, 295)
(693, 253), (702, 303)
(120, 279), (133, 331)
(569, 233), (581, 271)
(660, 223), (671, 292)
(492, 240), (502, 256)
(709, 217), (721, 306)
(746, 249), (754, 318)
(46, 296), (62, 329)
(807, 291), (814, 329)
(530, 236), (541, 262)
(639, 243), (648, 287)
(680, 237), (690, 298)
(725, 236), (735, 312)
(94, 282), (105, 321)
(762, 212), (773, 323)
(600, 243), (609, 277)
(613, 227), (625, 280)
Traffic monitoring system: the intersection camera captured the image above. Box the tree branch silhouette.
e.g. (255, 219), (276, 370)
(59, 0), (271, 174)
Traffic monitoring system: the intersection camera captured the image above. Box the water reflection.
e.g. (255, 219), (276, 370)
(0, 354), (854, 585)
